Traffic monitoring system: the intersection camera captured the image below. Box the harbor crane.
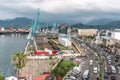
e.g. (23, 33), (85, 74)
(27, 8), (40, 40)
(25, 8), (40, 54)
(51, 21), (59, 33)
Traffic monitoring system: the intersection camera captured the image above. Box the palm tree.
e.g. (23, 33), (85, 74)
(12, 51), (26, 78)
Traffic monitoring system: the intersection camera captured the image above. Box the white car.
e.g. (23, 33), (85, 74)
(110, 65), (116, 73)
(89, 60), (93, 65)
(117, 66), (120, 74)
(93, 67), (98, 73)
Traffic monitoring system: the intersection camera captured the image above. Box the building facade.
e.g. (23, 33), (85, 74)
(111, 31), (120, 41)
(78, 29), (97, 36)
(58, 34), (71, 47)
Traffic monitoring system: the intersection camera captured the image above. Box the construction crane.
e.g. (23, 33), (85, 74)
(52, 22), (57, 31)
(27, 8), (40, 40)
(32, 8), (40, 37)
(52, 21), (58, 33)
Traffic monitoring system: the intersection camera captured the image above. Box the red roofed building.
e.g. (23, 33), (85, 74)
(57, 76), (62, 80)
(34, 51), (49, 55)
(33, 74), (49, 80)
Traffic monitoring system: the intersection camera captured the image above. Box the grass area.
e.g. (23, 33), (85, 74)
(98, 44), (106, 48)
(115, 43), (120, 48)
(27, 45), (35, 51)
(85, 36), (94, 42)
(56, 44), (68, 50)
(51, 60), (75, 78)
(99, 67), (103, 80)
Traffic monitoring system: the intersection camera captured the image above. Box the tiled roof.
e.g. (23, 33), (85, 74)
(33, 74), (49, 80)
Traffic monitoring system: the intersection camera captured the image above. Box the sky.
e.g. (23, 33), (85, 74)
(0, 0), (120, 24)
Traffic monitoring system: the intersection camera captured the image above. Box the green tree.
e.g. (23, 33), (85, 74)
(0, 74), (4, 80)
(52, 60), (75, 77)
(12, 51), (26, 78)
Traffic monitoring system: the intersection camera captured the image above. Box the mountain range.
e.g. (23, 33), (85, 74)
(0, 17), (120, 29)
(71, 20), (120, 29)
(0, 17), (47, 28)
(0, 17), (32, 28)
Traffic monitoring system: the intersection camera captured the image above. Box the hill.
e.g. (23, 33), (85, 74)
(71, 23), (98, 29)
(105, 20), (120, 28)
(71, 20), (120, 29)
(87, 18), (114, 25)
(0, 17), (32, 28)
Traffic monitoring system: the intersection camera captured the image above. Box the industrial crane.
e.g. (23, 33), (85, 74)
(27, 8), (40, 40)
(32, 8), (40, 37)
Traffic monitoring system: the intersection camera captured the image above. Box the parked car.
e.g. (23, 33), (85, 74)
(64, 77), (72, 80)
(104, 65), (108, 73)
(107, 66), (111, 75)
(111, 75), (116, 80)
(115, 55), (119, 59)
(93, 67), (98, 73)
(89, 60), (93, 65)
(114, 58), (118, 62)
(110, 65), (116, 74)
(70, 76), (76, 80)
(117, 65), (120, 74)
(104, 74), (108, 80)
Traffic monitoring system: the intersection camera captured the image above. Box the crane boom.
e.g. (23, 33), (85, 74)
(32, 8), (40, 36)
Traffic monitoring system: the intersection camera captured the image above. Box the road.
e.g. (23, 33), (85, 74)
(89, 42), (120, 80)
(75, 41), (100, 80)
(64, 38), (120, 80)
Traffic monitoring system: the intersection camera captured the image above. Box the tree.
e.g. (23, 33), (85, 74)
(0, 74), (4, 80)
(12, 51), (26, 78)
(51, 60), (75, 77)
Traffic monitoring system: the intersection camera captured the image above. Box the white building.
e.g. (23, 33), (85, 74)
(5, 76), (18, 80)
(0, 27), (5, 31)
(58, 34), (71, 47)
(111, 31), (120, 40)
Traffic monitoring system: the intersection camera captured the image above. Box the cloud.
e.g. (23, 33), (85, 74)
(27, 0), (120, 13)
(0, 0), (120, 24)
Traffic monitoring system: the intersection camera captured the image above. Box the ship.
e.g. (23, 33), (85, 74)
(0, 31), (29, 35)
(0, 27), (29, 35)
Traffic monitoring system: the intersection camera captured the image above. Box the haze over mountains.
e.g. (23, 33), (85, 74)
(0, 17), (120, 29)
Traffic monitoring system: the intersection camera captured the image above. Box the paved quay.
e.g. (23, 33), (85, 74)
(19, 59), (59, 79)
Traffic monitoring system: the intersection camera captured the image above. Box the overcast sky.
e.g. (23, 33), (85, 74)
(0, 0), (120, 24)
